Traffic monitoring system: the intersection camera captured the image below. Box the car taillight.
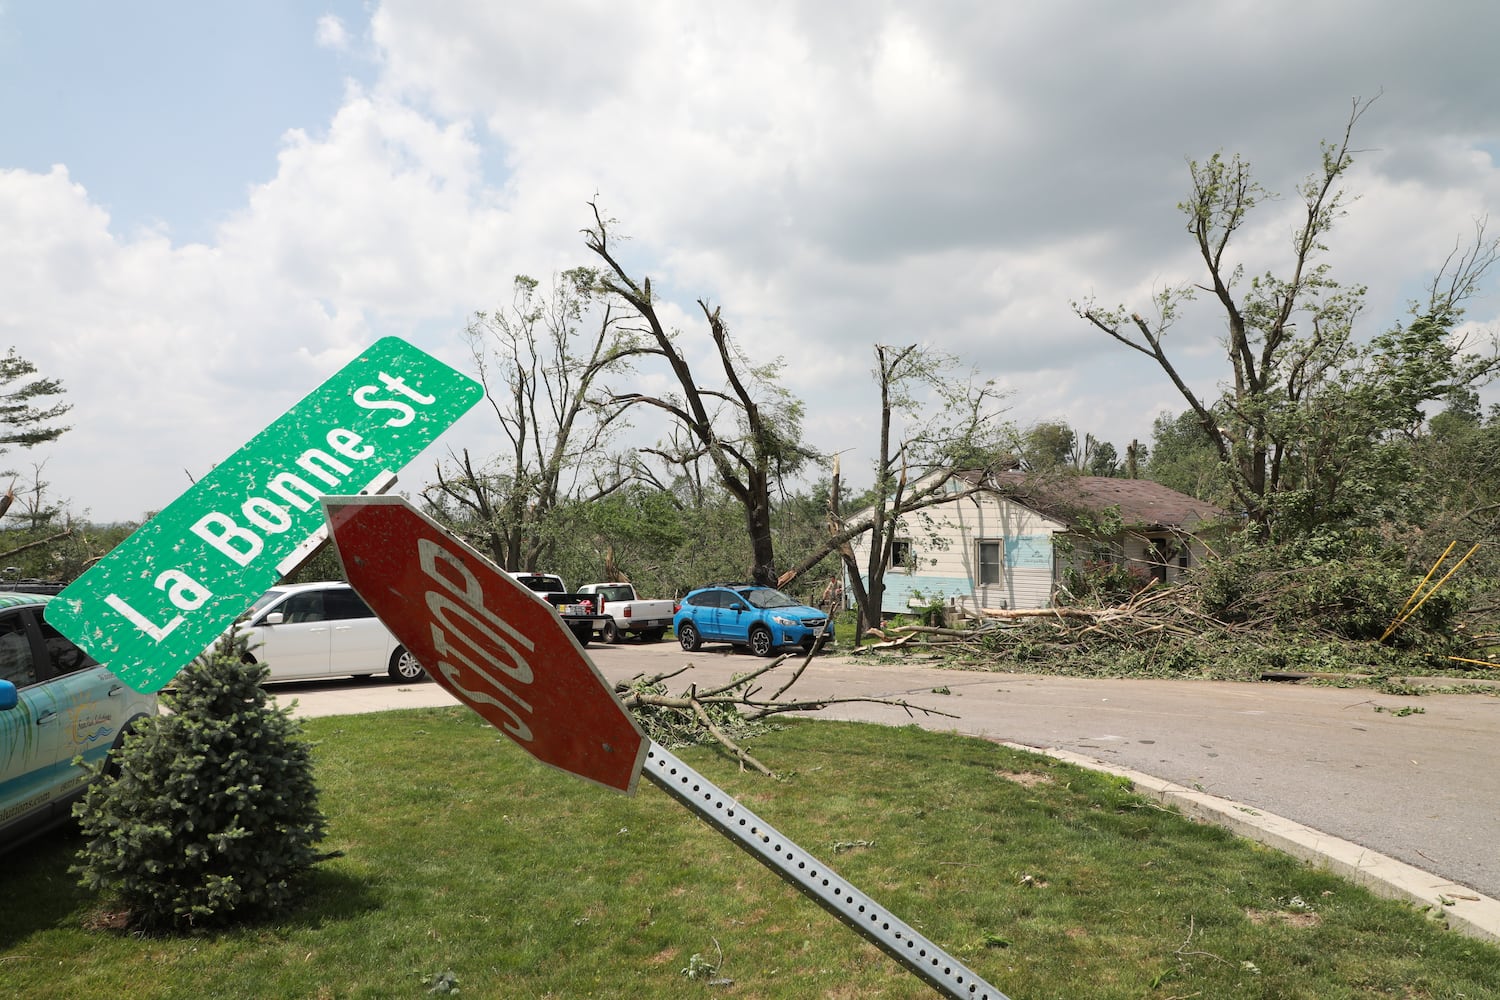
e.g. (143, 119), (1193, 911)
(673, 601), (681, 613)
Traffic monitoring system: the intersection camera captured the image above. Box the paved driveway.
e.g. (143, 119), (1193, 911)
(272, 640), (1500, 939)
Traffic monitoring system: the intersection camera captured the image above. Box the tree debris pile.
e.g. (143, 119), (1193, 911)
(858, 550), (1492, 683)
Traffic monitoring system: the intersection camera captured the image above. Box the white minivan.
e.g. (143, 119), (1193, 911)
(236, 582), (427, 683)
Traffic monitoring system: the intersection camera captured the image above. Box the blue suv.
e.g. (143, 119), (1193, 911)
(673, 584), (833, 656)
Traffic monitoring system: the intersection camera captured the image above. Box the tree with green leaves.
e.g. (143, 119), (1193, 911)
(773, 344), (1010, 636)
(1371, 388), (1500, 606)
(1014, 420), (1123, 476)
(1076, 97), (1500, 540)
(0, 347), (70, 473)
(1146, 410), (1228, 502)
(73, 637), (327, 932)
(0, 348), (71, 537)
(0, 348), (74, 573)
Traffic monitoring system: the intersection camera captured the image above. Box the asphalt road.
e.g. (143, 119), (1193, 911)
(273, 638), (1500, 926)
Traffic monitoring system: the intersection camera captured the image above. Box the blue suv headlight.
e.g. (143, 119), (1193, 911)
(771, 615), (797, 627)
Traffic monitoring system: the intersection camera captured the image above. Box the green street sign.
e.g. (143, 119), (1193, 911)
(44, 336), (483, 693)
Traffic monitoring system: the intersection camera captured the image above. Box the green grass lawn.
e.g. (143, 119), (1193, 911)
(3, 711), (1498, 999)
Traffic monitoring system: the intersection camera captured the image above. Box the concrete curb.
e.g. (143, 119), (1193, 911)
(1007, 742), (1500, 946)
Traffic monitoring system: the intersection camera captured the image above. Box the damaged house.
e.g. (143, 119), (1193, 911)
(845, 471), (1231, 617)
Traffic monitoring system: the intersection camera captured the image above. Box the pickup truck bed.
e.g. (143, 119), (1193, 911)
(510, 573), (611, 646)
(577, 582), (675, 643)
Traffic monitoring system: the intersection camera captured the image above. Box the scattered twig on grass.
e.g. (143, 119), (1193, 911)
(688, 691), (772, 776)
(1173, 915), (1227, 964)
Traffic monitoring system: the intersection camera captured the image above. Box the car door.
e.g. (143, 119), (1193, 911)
(718, 590), (753, 644)
(32, 611), (132, 790)
(0, 606), (55, 821)
(322, 587), (393, 678)
(693, 590), (731, 640)
(0, 606), (117, 827)
(253, 590), (333, 680)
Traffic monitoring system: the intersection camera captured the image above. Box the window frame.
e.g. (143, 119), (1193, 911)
(0, 608), (39, 689)
(976, 539), (1003, 586)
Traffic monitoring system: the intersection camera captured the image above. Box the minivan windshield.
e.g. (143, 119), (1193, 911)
(248, 589), (287, 617)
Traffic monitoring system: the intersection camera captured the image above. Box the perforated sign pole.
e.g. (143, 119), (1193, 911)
(644, 741), (1010, 1000)
(322, 497), (1009, 997)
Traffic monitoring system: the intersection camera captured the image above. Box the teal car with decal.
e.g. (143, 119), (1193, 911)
(0, 593), (158, 852)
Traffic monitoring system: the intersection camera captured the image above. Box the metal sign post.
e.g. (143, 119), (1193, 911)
(644, 741), (1010, 1000)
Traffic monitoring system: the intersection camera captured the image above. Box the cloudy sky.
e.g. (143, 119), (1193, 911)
(5, 1), (1500, 524)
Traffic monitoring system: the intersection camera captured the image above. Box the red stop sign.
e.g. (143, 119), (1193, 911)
(322, 495), (646, 793)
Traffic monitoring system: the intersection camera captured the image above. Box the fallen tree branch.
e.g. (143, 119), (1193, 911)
(690, 694), (772, 776)
(614, 654), (957, 776)
(0, 526), (73, 560)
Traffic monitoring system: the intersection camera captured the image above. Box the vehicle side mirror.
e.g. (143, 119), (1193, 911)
(730, 603), (747, 612)
(0, 679), (16, 711)
(264, 612), (285, 625)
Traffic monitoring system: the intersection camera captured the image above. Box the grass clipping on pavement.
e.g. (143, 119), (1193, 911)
(2, 711), (1497, 999)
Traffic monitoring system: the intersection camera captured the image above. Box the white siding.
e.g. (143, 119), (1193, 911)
(848, 484), (1067, 615)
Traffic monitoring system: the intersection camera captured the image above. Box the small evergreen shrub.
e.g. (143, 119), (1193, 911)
(73, 636), (328, 932)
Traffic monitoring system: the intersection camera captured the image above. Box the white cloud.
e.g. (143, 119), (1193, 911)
(315, 14), (349, 52)
(8, 1), (1500, 520)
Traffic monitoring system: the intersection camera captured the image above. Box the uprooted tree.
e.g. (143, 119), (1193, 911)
(861, 539), (1473, 680)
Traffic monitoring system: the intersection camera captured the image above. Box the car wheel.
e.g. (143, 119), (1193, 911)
(602, 620), (621, 644)
(643, 628), (666, 643)
(678, 622), (701, 651)
(389, 647), (426, 682)
(749, 625), (776, 657)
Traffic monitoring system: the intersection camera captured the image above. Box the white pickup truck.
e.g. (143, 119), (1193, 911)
(576, 582), (675, 643)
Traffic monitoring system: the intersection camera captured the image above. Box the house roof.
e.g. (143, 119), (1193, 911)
(972, 471), (1229, 532)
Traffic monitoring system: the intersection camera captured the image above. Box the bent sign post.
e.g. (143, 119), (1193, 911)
(45, 337), (483, 693)
(323, 495), (647, 793)
(323, 498), (1005, 998)
(644, 742), (1009, 1000)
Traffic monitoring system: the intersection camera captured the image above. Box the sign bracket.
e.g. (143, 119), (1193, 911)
(275, 469), (399, 577)
(643, 740), (1009, 1000)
